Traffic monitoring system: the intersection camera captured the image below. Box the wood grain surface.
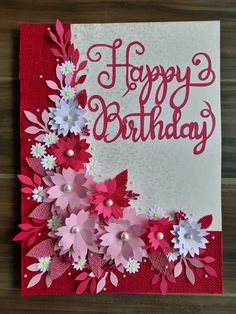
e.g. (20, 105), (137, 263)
(0, 1), (235, 313)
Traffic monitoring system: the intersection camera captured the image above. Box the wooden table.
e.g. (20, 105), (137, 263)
(0, 1), (235, 313)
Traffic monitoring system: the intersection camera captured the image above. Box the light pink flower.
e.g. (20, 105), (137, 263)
(44, 168), (88, 210)
(99, 208), (148, 267)
(56, 210), (98, 260)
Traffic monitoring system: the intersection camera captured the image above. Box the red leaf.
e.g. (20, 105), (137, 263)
(26, 158), (46, 176)
(76, 278), (90, 294)
(72, 49), (80, 65)
(160, 276), (168, 295)
(21, 187), (33, 194)
(77, 74), (86, 84)
(198, 215), (213, 229)
(201, 256), (216, 264)
(76, 89), (87, 108)
(55, 19), (64, 38)
(78, 60), (87, 71)
(151, 273), (161, 286)
(89, 278), (97, 294)
(75, 272), (89, 281)
(49, 31), (60, 46)
(27, 234), (37, 247)
(50, 48), (63, 58)
(33, 174), (42, 186)
(204, 265), (217, 277)
(115, 169), (128, 188)
(18, 175), (34, 186)
(12, 231), (30, 241)
(65, 30), (72, 45)
(19, 223), (33, 231)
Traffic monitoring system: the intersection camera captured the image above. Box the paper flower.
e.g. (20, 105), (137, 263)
(60, 85), (75, 101)
(56, 210), (97, 260)
(49, 99), (87, 136)
(86, 160), (101, 176)
(171, 220), (209, 257)
(37, 257), (51, 273)
(92, 170), (130, 220)
(46, 168), (88, 210)
(125, 258), (140, 274)
(72, 257), (87, 271)
(148, 206), (164, 220)
(43, 132), (58, 147)
(60, 61), (75, 75)
(51, 134), (92, 171)
(32, 186), (44, 202)
(31, 143), (46, 158)
(99, 208), (147, 267)
(147, 218), (174, 255)
(167, 250), (179, 262)
(47, 215), (62, 232)
(41, 154), (57, 170)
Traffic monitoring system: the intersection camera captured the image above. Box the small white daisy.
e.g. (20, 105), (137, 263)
(72, 258), (87, 271)
(60, 85), (75, 101)
(148, 206), (164, 220)
(86, 160), (101, 176)
(37, 256), (51, 273)
(32, 186), (44, 202)
(30, 143), (46, 158)
(43, 132), (58, 147)
(47, 215), (62, 232)
(125, 258), (140, 274)
(41, 154), (57, 170)
(167, 251), (179, 262)
(60, 61), (75, 75)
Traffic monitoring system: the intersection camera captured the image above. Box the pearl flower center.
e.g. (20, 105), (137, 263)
(66, 149), (74, 157)
(64, 184), (72, 193)
(156, 232), (164, 240)
(120, 231), (129, 241)
(185, 233), (193, 239)
(72, 227), (80, 234)
(105, 199), (113, 207)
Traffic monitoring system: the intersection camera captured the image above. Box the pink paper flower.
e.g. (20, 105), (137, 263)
(56, 210), (98, 260)
(45, 168), (88, 210)
(99, 208), (147, 267)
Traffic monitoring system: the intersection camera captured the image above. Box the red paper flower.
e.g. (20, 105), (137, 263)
(147, 218), (174, 255)
(51, 134), (92, 171)
(91, 170), (130, 220)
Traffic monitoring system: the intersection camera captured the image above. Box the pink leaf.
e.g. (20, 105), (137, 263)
(46, 80), (60, 90)
(174, 260), (182, 278)
(27, 272), (43, 288)
(110, 271), (118, 287)
(76, 278), (90, 294)
(33, 174), (42, 186)
(185, 264), (195, 285)
(201, 256), (216, 264)
(19, 223), (33, 231)
(25, 126), (42, 134)
(45, 274), (52, 288)
(56, 64), (63, 83)
(96, 275), (106, 294)
(65, 73), (72, 86)
(188, 258), (204, 268)
(27, 263), (39, 272)
(26, 158), (46, 176)
(27, 238), (54, 258)
(24, 111), (39, 124)
(41, 109), (49, 126)
(29, 203), (51, 220)
(18, 175), (34, 186)
(34, 134), (45, 142)
(78, 60), (87, 71)
(198, 215), (213, 229)
(75, 272), (89, 281)
(21, 187), (33, 194)
(151, 273), (161, 286)
(50, 255), (70, 280)
(204, 265), (217, 277)
(160, 276), (168, 295)
(50, 48), (63, 58)
(48, 95), (60, 102)
(12, 231), (30, 241)
(55, 19), (64, 38)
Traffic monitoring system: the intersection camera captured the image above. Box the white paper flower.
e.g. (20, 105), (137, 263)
(30, 143), (46, 158)
(37, 257), (51, 273)
(167, 250), (179, 262)
(171, 220), (209, 257)
(86, 160), (101, 176)
(147, 206), (164, 220)
(47, 215), (62, 232)
(43, 132), (58, 147)
(60, 85), (75, 101)
(60, 61), (75, 75)
(41, 154), (57, 170)
(72, 258), (87, 271)
(32, 186), (44, 202)
(125, 258), (140, 274)
(49, 99), (87, 136)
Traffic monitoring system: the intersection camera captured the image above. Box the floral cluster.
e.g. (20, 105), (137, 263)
(14, 20), (217, 295)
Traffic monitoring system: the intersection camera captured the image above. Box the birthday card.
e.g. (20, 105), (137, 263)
(14, 20), (222, 295)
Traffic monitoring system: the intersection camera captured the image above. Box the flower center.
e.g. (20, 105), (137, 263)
(64, 115), (71, 122)
(185, 233), (193, 240)
(105, 199), (113, 207)
(90, 165), (95, 171)
(72, 227), (80, 234)
(65, 91), (71, 97)
(120, 231), (129, 241)
(156, 232), (164, 240)
(64, 184), (72, 193)
(66, 149), (74, 157)
(129, 263), (134, 269)
(153, 213), (158, 219)
(65, 66), (71, 72)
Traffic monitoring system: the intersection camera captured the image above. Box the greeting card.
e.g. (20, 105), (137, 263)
(14, 20), (222, 295)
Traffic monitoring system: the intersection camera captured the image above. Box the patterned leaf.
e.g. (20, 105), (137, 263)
(49, 255), (70, 280)
(26, 158), (46, 176)
(27, 238), (54, 258)
(29, 203), (51, 220)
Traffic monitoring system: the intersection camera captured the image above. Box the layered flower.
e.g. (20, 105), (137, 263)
(56, 210), (97, 260)
(92, 170), (130, 220)
(45, 168), (88, 210)
(99, 207), (147, 267)
(171, 220), (209, 257)
(49, 99), (87, 136)
(51, 134), (92, 171)
(147, 218), (174, 255)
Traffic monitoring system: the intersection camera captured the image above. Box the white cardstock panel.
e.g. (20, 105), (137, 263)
(72, 21), (221, 231)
